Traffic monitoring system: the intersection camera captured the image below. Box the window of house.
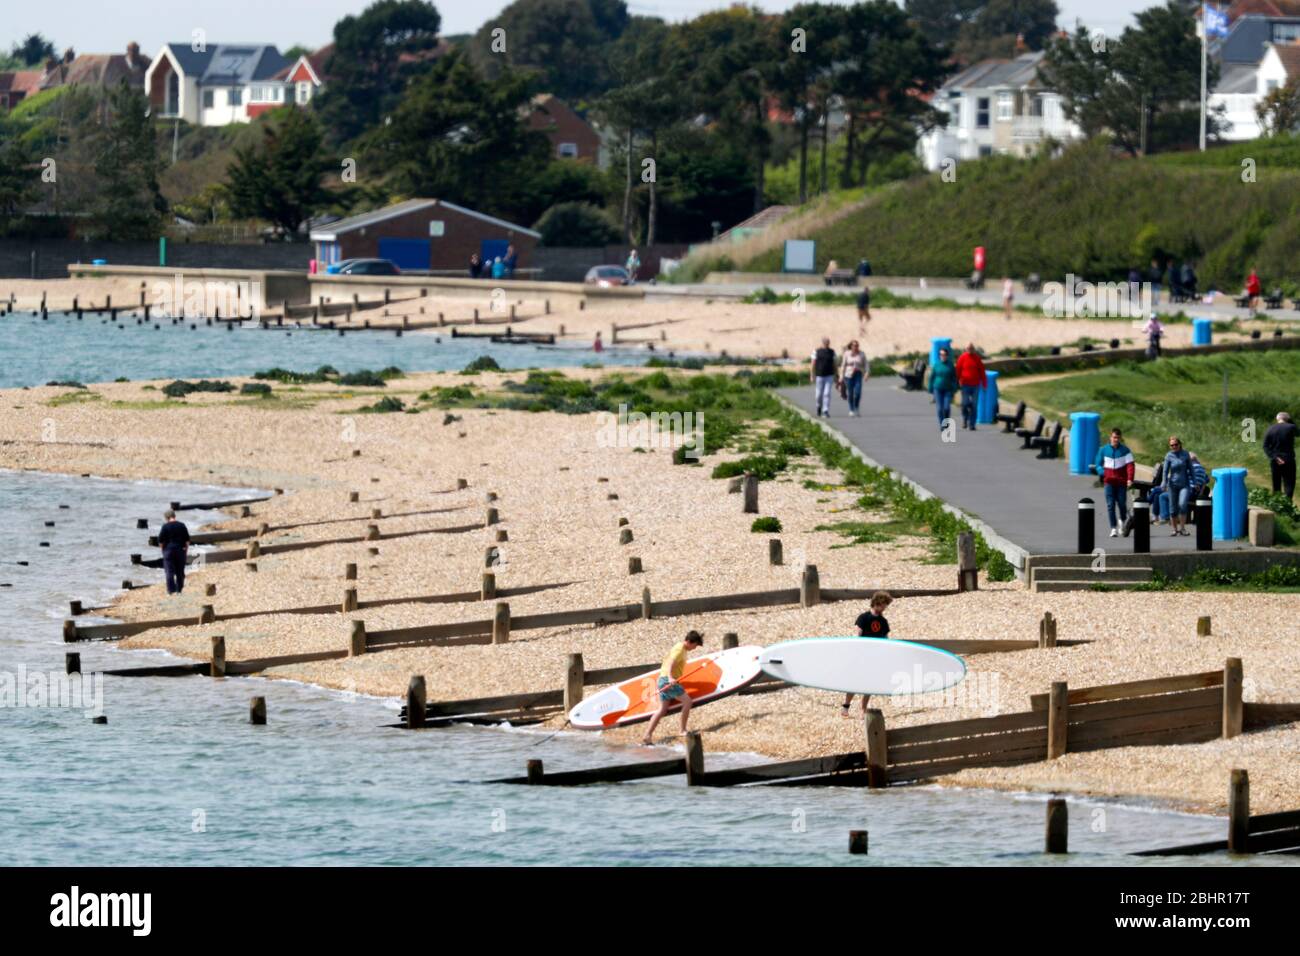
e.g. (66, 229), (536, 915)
(996, 92), (1013, 121)
(976, 97), (990, 128)
(202, 89), (214, 109)
(230, 87), (243, 107)
(1267, 78), (1282, 92)
(557, 142), (579, 158)
(297, 82), (311, 104)
(978, 145), (993, 157)
(1273, 23), (1300, 42)
(1030, 94), (1044, 117)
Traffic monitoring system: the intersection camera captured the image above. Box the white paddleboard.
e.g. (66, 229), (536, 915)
(759, 637), (966, 695)
(568, 645), (763, 730)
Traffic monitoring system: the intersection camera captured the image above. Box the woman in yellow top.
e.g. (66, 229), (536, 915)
(642, 631), (704, 745)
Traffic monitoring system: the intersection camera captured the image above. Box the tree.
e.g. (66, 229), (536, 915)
(91, 82), (165, 239)
(0, 133), (38, 231)
(954, 0), (1060, 62)
(771, 4), (847, 203)
(469, 0), (629, 103)
(11, 33), (56, 67)
(534, 201), (621, 245)
(1257, 80), (1300, 136)
(903, 0), (984, 48)
(368, 50), (550, 220)
(226, 108), (336, 234)
(314, 0), (443, 143)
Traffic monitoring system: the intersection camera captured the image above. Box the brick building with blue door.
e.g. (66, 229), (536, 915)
(310, 199), (540, 274)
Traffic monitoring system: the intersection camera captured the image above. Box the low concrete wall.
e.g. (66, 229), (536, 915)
(704, 272), (974, 290)
(1028, 549), (1300, 581)
(65, 264), (309, 311)
(304, 274), (643, 310)
(7, 238), (310, 279)
(987, 334), (1300, 376)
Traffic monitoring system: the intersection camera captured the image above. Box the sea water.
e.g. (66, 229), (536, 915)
(0, 309), (649, 389)
(3, 470), (1286, 866)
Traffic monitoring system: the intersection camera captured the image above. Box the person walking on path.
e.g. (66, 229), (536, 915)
(856, 286), (872, 334)
(1002, 277), (1014, 319)
(955, 343), (987, 432)
(643, 630), (705, 745)
(468, 252), (483, 279)
(626, 249), (641, 284)
(929, 346), (957, 432)
(811, 337), (837, 417)
(1091, 428), (1135, 537)
(158, 509), (191, 595)
(839, 340), (868, 417)
(593, 330), (604, 353)
(842, 592), (893, 717)
(1245, 267), (1262, 315)
(1162, 436), (1194, 536)
(1264, 412), (1297, 501)
(1143, 312), (1164, 359)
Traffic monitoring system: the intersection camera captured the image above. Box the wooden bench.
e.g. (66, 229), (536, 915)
(899, 358), (928, 391)
(1024, 274), (1041, 293)
(1016, 414), (1046, 449)
(963, 271), (985, 290)
(1031, 421), (1063, 459)
(1234, 294), (1251, 308)
(1265, 289), (1284, 309)
(823, 269), (857, 287)
(996, 400), (1026, 433)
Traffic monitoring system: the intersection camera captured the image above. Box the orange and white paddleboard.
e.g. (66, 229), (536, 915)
(568, 645), (764, 730)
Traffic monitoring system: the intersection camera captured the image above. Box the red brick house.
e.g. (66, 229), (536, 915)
(38, 43), (150, 92)
(526, 94), (601, 163)
(310, 198), (540, 273)
(0, 70), (41, 110)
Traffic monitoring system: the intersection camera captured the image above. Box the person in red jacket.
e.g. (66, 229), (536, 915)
(955, 343), (988, 431)
(1246, 268), (1262, 314)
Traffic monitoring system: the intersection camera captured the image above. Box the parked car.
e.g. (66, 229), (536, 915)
(584, 265), (630, 287)
(330, 258), (402, 276)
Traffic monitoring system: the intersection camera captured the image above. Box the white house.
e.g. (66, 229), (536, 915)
(143, 43), (324, 126)
(917, 51), (1081, 171)
(1210, 42), (1300, 139)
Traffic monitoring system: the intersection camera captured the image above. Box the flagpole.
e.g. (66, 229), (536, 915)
(1200, 5), (1209, 151)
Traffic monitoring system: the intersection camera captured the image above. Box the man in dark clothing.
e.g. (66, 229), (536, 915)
(843, 591), (893, 716)
(158, 509), (191, 594)
(1264, 412), (1298, 501)
(810, 338), (837, 417)
(468, 253), (483, 279)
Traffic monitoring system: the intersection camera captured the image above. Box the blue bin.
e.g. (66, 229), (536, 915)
(1192, 318), (1212, 346)
(977, 370), (1000, 425)
(1211, 467), (1248, 540)
(1068, 412), (1100, 476)
(929, 337), (952, 372)
(91, 259), (107, 266)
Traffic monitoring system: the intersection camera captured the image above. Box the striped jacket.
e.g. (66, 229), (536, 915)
(1092, 443), (1135, 485)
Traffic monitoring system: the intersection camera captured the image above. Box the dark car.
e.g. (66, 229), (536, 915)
(333, 258), (402, 276)
(584, 265), (630, 287)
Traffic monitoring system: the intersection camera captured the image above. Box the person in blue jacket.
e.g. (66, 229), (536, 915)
(1091, 428), (1135, 537)
(1162, 436), (1194, 536)
(928, 347), (957, 431)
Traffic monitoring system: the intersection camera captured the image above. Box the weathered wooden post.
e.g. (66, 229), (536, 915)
(641, 587), (652, 619)
(1039, 611), (1057, 648)
(957, 533), (978, 592)
(564, 653), (585, 713)
(769, 539), (783, 565)
(1197, 615), (1212, 637)
(349, 620), (367, 657)
(406, 675), (427, 728)
(348, 490), (359, 503)
(865, 709), (888, 788)
(366, 524), (380, 541)
(1045, 798), (1068, 853)
(65, 652), (80, 674)
(245, 562), (258, 572)
(136, 518), (149, 529)
(246, 540), (261, 559)
(485, 491), (498, 502)
(495, 528), (509, 542)
(250, 696), (267, 725)
(204, 583), (217, 597)
(257, 522), (269, 537)
(1047, 681), (1068, 758)
(848, 831), (869, 855)
(628, 556), (642, 574)
(619, 527), (634, 545)
(457, 478), (468, 490)
(486, 507), (499, 525)
(210, 635), (226, 678)
(69, 600), (83, 616)
(485, 546), (499, 568)
(342, 588), (358, 613)
(371, 508), (381, 520)
(727, 476), (743, 494)
(742, 472), (758, 514)
(198, 604), (215, 624)
(239, 505), (251, 518)
(800, 564), (820, 607)
(345, 563), (357, 581)
(492, 602), (510, 644)
(526, 759), (544, 784)
(722, 633), (738, 650)
(684, 731), (705, 786)
(1223, 657), (1243, 739)
(1228, 769), (1249, 853)
(618, 517), (629, 526)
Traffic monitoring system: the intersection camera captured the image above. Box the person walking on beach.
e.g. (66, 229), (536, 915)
(1245, 267), (1262, 315)
(840, 340), (867, 417)
(1091, 428), (1135, 537)
(929, 346), (957, 432)
(1264, 412), (1297, 501)
(1162, 436), (1194, 536)
(593, 330), (604, 353)
(158, 509), (191, 595)
(842, 591), (893, 717)
(1143, 313), (1164, 359)
(811, 337), (837, 417)
(1002, 277), (1014, 319)
(643, 630), (705, 745)
(856, 286), (871, 334)
(626, 248), (641, 284)
(955, 343), (987, 432)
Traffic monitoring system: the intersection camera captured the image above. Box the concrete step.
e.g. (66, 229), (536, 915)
(1026, 552), (1159, 570)
(1031, 566), (1154, 583)
(1033, 578), (1152, 592)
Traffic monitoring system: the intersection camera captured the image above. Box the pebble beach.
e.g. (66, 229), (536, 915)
(3, 362), (1298, 816)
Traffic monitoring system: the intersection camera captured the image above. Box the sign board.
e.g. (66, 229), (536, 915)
(429, 220), (445, 237)
(783, 239), (816, 273)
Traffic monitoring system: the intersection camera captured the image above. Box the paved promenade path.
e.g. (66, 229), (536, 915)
(780, 379), (1248, 557)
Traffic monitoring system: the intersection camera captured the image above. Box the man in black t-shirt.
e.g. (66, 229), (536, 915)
(1264, 412), (1297, 501)
(157, 509), (191, 595)
(810, 337), (837, 417)
(843, 591), (893, 716)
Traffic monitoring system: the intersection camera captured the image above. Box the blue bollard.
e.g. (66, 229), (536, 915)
(977, 370), (1000, 425)
(1068, 412), (1101, 476)
(1192, 318), (1212, 346)
(1211, 467), (1248, 540)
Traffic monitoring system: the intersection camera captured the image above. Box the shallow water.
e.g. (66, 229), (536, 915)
(0, 309), (648, 389)
(4, 470), (1288, 866)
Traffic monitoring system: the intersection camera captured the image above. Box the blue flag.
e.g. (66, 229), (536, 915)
(1204, 5), (1229, 38)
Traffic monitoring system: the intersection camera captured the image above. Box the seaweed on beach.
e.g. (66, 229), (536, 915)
(46, 380), (87, 389)
(461, 356), (501, 374)
(251, 365), (401, 387)
(359, 396), (405, 413)
(240, 382), (274, 397)
(162, 379), (237, 398)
